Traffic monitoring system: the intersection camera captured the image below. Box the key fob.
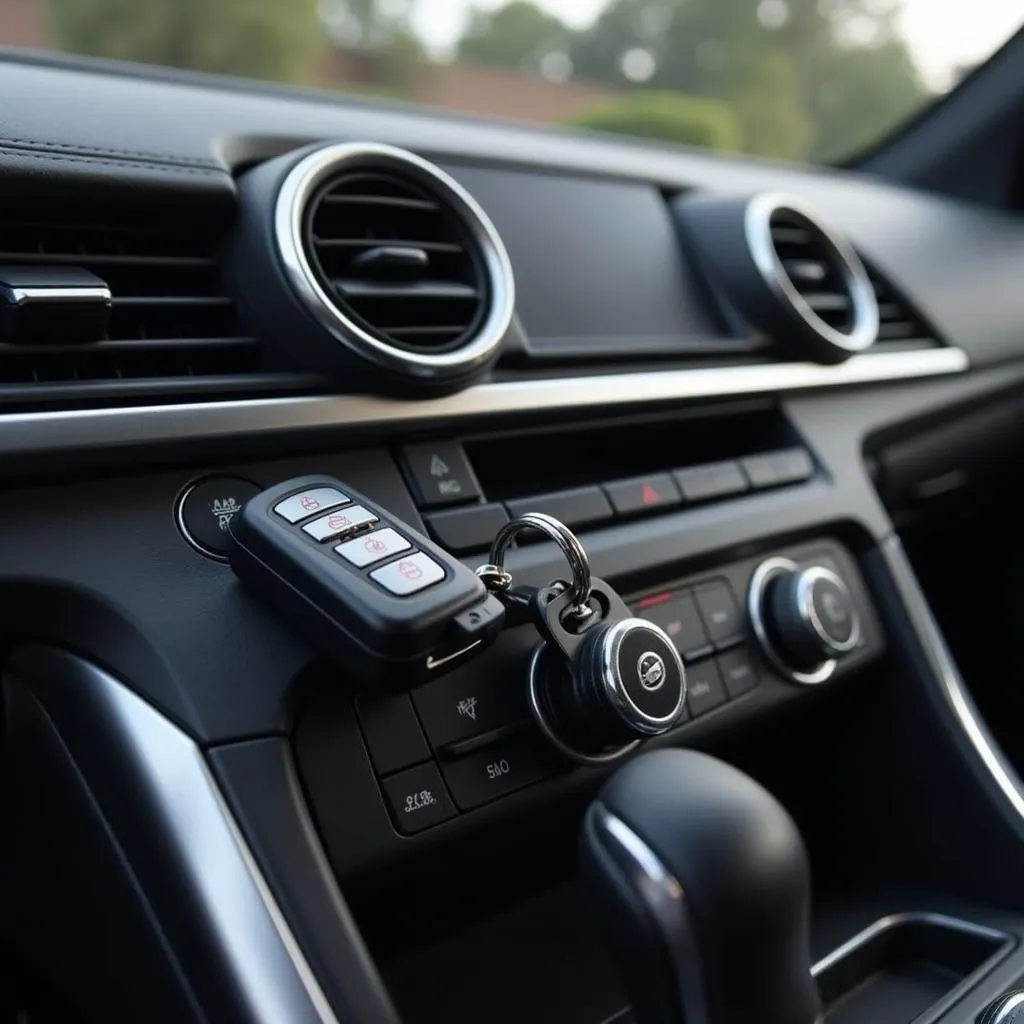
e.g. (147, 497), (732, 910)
(228, 475), (504, 689)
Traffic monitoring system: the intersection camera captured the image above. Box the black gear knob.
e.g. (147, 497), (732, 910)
(580, 749), (822, 1024)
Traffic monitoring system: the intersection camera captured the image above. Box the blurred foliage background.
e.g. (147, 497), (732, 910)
(40, 0), (948, 162)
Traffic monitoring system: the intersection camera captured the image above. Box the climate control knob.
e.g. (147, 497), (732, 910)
(749, 558), (861, 684)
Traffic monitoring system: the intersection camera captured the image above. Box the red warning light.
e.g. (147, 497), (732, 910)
(641, 483), (661, 505)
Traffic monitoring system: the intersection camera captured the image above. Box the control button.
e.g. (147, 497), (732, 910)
(603, 474), (682, 517)
(694, 581), (744, 647)
(274, 487), (349, 523)
(413, 668), (527, 749)
(506, 486), (613, 533)
(717, 648), (760, 700)
(749, 557), (862, 684)
(177, 476), (261, 560)
(741, 448), (814, 490)
(425, 503), (509, 554)
(634, 591), (713, 661)
(303, 505), (378, 542)
(370, 552), (446, 596)
(772, 448), (815, 483)
(355, 693), (430, 777)
(381, 762), (456, 835)
(805, 570), (858, 650)
(686, 661), (727, 718)
(674, 461), (748, 503)
(440, 734), (556, 811)
(401, 441), (481, 508)
(335, 527), (410, 568)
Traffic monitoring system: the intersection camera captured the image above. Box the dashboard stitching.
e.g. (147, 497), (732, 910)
(0, 148), (228, 177)
(0, 136), (221, 167)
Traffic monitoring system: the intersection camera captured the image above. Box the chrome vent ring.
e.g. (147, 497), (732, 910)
(274, 142), (515, 383)
(745, 193), (879, 358)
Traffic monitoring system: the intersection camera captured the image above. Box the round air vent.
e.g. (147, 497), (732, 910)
(676, 191), (879, 364)
(273, 142), (514, 385)
(745, 194), (878, 361)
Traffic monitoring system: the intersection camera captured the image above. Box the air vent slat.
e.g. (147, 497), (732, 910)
(312, 237), (464, 255)
(770, 226), (813, 245)
(333, 279), (479, 301)
(0, 252), (215, 268)
(111, 296), (234, 309)
(801, 292), (852, 313)
(0, 336), (254, 355)
(382, 325), (472, 337)
(783, 259), (828, 285)
(876, 322), (918, 341)
(320, 194), (440, 213)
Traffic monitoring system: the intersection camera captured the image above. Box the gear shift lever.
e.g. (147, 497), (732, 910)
(580, 749), (822, 1024)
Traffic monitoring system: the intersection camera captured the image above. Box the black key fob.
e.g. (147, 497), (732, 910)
(228, 475), (504, 689)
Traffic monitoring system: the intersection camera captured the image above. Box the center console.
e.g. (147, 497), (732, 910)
(5, 389), (1024, 1024)
(298, 533), (881, 861)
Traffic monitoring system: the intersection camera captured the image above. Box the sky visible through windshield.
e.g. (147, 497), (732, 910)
(5, 0), (1022, 163)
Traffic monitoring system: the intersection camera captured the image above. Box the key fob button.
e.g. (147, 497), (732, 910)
(371, 553), (446, 596)
(335, 527), (411, 568)
(274, 487), (349, 523)
(302, 505), (378, 542)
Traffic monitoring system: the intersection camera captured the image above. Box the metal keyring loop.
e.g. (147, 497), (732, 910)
(476, 512), (593, 617)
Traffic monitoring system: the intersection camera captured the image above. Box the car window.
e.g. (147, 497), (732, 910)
(7, 0), (1022, 163)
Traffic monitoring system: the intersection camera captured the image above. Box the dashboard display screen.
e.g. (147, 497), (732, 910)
(442, 165), (720, 353)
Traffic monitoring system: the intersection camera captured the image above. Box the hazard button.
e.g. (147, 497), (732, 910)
(603, 474), (682, 518)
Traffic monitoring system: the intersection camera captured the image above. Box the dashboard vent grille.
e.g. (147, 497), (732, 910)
(865, 263), (939, 348)
(769, 214), (855, 335)
(0, 218), (314, 405)
(304, 171), (487, 352)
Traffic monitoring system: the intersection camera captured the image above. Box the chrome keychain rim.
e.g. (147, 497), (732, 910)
(527, 643), (641, 766)
(476, 512), (593, 618)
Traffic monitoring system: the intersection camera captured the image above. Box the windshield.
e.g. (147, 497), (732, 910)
(8, 0), (1021, 164)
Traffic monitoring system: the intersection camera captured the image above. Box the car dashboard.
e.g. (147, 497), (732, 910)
(1, 50), (1024, 1024)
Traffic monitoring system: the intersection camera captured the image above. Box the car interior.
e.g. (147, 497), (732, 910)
(4, 3), (1024, 1023)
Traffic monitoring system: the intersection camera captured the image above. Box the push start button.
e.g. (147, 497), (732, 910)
(177, 475), (261, 560)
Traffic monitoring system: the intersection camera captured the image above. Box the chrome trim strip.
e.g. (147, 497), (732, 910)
(745, 192), (879, 355)
(881, 535), (1024, 822)
(4, 284), (112, 305)
(274, 142), (515, 383)
(0, 347), (968, 456)
(592, 806), (711, 1024)
(67, 659), (340, 1023)
(811, 911), (1010, 978)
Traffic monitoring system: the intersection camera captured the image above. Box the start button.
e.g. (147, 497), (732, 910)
(176, 475), (261, 560)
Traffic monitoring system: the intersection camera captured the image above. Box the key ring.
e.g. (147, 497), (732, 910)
(476, 512), (593, 620)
